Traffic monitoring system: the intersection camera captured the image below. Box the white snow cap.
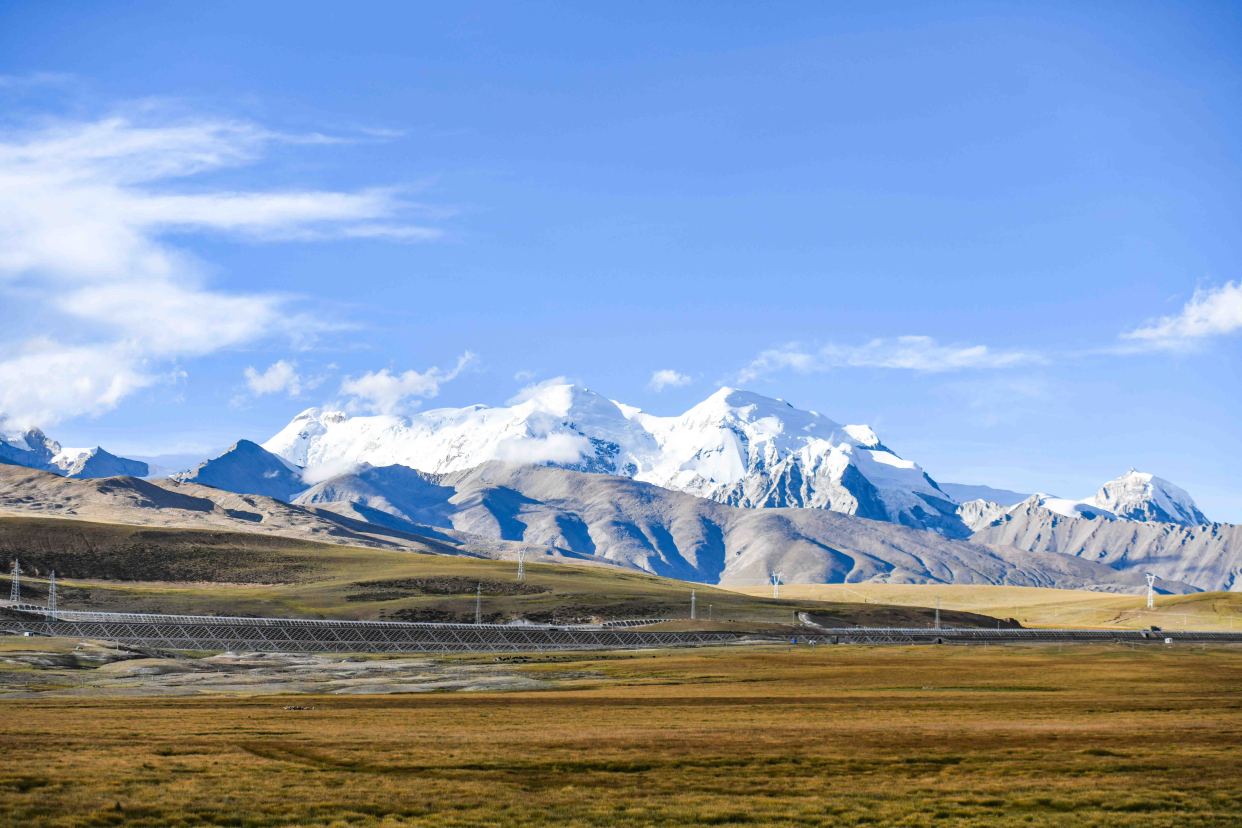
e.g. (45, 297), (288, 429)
(1089, 469), (1209, 526)
(1006, 470), (1210, 527)
(261, 383), (964, 534)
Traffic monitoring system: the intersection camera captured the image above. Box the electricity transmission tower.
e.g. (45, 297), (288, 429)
(934, 597), (941, 630)
(516, 548), (526, 582)
(770, 570), (783, 600)
(1145, 572), (1157, 610)
(47, 571), (57, 618)
(475, 583), (483, 625)
(690, 589), (696, 620)
(8, 559), (20, 604)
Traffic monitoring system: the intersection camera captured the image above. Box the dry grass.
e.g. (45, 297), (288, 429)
(1, 644), (1240, 826)
(729, 583), (1242, 632)
(0, 518), (1010, 628)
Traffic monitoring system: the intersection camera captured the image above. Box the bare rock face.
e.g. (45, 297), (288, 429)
(971, 498), (1240, 592)
(293, 461), (1198, 592)
(172, 440), (303, 502)
(956, 499), (1009, 532)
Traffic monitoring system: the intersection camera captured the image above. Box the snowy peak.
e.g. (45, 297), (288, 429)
(1089, 470), (1209, 526)
(0, 428), (147, 479)
(261, 384), (967, 536)
(51, 447), (148, 479)
(972, 471), (1212, 531)
(0, 428), (58, 469)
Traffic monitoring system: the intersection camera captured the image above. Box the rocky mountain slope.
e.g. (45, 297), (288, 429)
(264, 383), (966, 535)
(293, 461), (1190, 591)
(971, 496), (1240, 592)
(0, 464), (548, 562)
(173, 440), (305, 502)
(0, 462), (1187, 592)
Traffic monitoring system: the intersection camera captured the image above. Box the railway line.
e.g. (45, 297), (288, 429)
(3, 603), (1242, 652)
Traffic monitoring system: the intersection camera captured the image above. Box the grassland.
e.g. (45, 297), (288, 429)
(1, 644), (1240, 826)
(730, 583), (1242, 632)
(0, 516), (1011, 629)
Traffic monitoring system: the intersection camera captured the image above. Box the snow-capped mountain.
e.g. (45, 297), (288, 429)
(0, 428), (148, 479)
(264, 383), (966, 536)
(0, 428), (58, 469)
(1090, 470), (1208, 526)
(953, 471), (1234, 590)
(50, 446), (148, 478)
(959, 470), (1211, 531)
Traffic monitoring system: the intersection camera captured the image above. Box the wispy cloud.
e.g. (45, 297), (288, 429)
(0, 103), (440, 428)
(1122, 281), (1242, 350)
(648, 368), (692, 392)
(339, 352), (476, 415)
(737, 336), (1043, 383)
(939, 375), (1053, 428)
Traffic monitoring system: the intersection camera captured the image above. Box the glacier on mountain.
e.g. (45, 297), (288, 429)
(263, 383), (967, 536)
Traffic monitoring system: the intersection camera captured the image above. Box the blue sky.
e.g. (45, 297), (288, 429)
(0, 2), (1240, 519)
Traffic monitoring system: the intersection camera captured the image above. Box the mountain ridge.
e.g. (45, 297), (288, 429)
(1, 428), (149, 479)
(264, 383), (968, 536)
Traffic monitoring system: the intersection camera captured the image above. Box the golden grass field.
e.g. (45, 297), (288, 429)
(1, 644), (1241, 826)
(729, 583), (1242, 632)
(0, 517), (1010, 630)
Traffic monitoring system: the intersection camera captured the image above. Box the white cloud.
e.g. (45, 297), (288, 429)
(0, 105), (439, 428)
(0, 339), (155, 427)
(648, 369), (692, 392)
(244, 361), (304, 397)
(493, 433), (590, 465)
(737, 336), (1043, 383)
(300, 457), (364, 485)
(340, 352), (476, 414)
(1122, 281), (1242, 349)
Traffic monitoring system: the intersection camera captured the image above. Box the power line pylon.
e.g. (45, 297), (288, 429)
(770, 570), (783, 600)
(1145, 572), (1157, 610)
(8, 559), (20, 604)
(47, 570), (57, 618)
(516, 548), (526, 582)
